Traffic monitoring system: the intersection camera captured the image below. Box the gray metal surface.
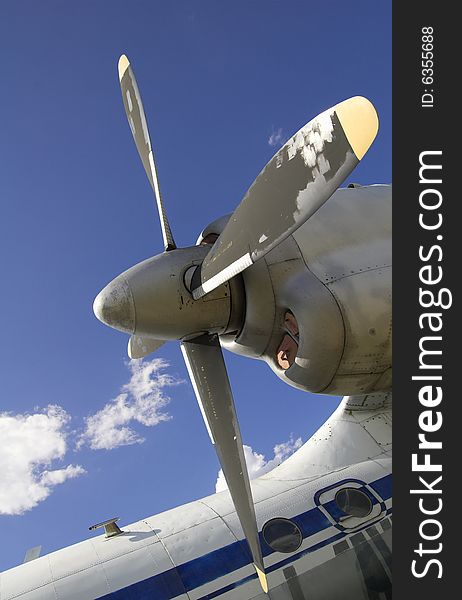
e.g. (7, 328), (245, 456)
(220, 184), (392, 396)
(118, 55), (176, 251)
(192, 98), (379, 299)
(127, 335), (165, 358)
(181, 334), (267, 589)
(94, 245), (245, 341)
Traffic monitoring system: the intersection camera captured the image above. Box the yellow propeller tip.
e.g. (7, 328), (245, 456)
(335, 96), (379, 161)
(118, 54), (130, 81)
(255, 565), (268, 594)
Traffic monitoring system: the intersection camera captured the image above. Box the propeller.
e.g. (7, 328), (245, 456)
(128, 335), (165, 359)
(93, 54), (379, 594)
(181, 335), (268, 593)
(191, 96), (378, 299)
(118, 55), (176, 251)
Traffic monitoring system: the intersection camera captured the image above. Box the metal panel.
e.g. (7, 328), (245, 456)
(263, 394), (392, 480)
(327, 268), (391, 377)
(5, 584), (57, 600)
(52, 565), (108, 599)
(100, 542), (187, 598)
(361, 414), (393, 448)
(48, 539), (100, 580)
(90, 519), (158, 562)
(144, 499), (218, 539)
(162, 516), (237, 567)
(161, 516), (240, 600)
(344, 392), (391, 411)
(292, 185), (391, 283)
(0, 556), (53, 600)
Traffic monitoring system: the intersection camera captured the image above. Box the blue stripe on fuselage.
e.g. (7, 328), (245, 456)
(98, 473), (392, 599)
(101, 568), (185, 600)
(178, 539), (251, 590)
(369, 474), (392, 500)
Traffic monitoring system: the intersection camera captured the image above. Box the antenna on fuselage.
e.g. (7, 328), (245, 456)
(89, 517), (123, 538)
(23, 546), (42, 563)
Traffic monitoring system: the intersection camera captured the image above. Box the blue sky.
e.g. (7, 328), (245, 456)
(0, 1), (391, 572)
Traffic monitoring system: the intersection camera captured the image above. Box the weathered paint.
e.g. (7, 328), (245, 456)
(195, 97), (379, 298)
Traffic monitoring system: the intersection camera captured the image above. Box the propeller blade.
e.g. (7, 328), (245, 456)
(192, 96), (378, 299)
(118, 55), (176, 251)
(128, 335), (165, 359)
(181, 335), (268, 594)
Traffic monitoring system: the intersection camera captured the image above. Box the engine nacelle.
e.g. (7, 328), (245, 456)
(221, 184), (392, 396)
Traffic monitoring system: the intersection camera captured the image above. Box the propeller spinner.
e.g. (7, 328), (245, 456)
(93, 54), (379, 594)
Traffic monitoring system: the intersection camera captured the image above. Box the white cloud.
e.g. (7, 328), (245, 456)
(79, 358), (179, 450)
(0, 405), (85, 515)
(0, 359), (181, 515)
(268, 127), (283, 147)
(40, 465), (85, 486)
(215, 435), (303, 493)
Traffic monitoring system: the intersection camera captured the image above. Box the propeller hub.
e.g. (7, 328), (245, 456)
(93, 246), (244, 342)
(93, 276), (135, 334)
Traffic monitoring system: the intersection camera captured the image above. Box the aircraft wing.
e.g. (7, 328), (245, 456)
(260, 392), (392, 481)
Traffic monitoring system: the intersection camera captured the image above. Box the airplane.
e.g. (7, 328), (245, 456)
(0, 55), (391, 599)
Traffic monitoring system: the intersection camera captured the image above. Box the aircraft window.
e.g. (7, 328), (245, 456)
(335, 488), (373, 518)
(262, 518), (302, 553)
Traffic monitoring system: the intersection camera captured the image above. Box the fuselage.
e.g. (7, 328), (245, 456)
(0, 394), (392, 600)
